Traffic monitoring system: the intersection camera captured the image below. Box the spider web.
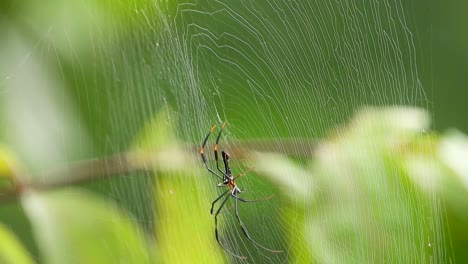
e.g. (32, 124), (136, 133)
(0, 0), (451, 263)
(129, 1), (447, 263)
(95, 0), (446, 263)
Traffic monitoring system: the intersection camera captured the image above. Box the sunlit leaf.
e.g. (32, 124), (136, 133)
(0, 145), (17, 193)
(21, 189), (152, 264)
(132, 106), (190, 172)
(256, 107), (445, 263)
(0, 33), (90, 174)
(439, 130), (468, 190)
(134, 107), (224, 263)
(155, 170), (225, 264)
(254, 152), (310, 202)
(0, 223), (35, 264)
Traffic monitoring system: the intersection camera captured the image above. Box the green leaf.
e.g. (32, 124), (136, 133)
(254, 152), (311, 202)
(0, 144), (17, 180)
(132, 106), (190, 172)
(0, 223), (35, 264)
(437, 130), (468, 217)
(154, 170), (226, 264)
(133, 106), (177, 150)
(0, 145), (19, 197)
(439, 130), (468, 191)
(255, 107), (441, 263)
(21, 189), (152, 264)
(133, 108), (225, 263)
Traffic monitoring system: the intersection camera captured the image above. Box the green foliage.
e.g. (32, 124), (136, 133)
(255, 107), (468, 263)
(133, 107), (225, 264)
(0, 145), (17, 192)
(0, 223), (35, 264)
(21, 189), (153, 264)
(0, 0), (467, 263)
(0, 106), (467, 263)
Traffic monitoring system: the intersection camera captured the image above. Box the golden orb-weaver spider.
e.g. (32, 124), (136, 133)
(200, 122), (282, 259)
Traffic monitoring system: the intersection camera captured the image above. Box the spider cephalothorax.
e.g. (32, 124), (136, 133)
(200, 122), (282, 259)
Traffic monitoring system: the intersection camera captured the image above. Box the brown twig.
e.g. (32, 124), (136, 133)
(0, 139), (316, 204)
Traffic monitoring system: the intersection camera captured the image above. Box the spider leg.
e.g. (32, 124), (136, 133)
(214, 122), (229, 178)
(214, 193), (246, 259)
(200, 125), (224, 180)
(210, 189), (230, 214)
(233, 197), (283, 253)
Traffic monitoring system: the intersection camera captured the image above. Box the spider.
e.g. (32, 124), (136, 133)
(200, 122), (282, 258)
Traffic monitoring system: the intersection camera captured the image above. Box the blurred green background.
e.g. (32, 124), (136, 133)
(0, 0), (467, 263)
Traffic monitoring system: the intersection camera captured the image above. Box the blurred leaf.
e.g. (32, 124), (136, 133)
(132, 106), (190, 172)
(256, 107), (447, 263)
(439, 130), (468, 190)
(134, 107), (224, 263)
(254, 152), (311, 202)
(0, 32), (91, 174)
(155, 170), (225, 264)
(253, 153), (313, 263)
(0, 144), (16, 178)
(436, 130), (468, 220)
(0, 144), (17, 193)
(134, 106), (178, 150)
(21, 189), (152, 264)
(403, 129), (468, 216)
(0, 223), (35, 264)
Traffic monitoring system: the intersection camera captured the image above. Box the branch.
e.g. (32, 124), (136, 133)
(0, 139), (316, 204)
